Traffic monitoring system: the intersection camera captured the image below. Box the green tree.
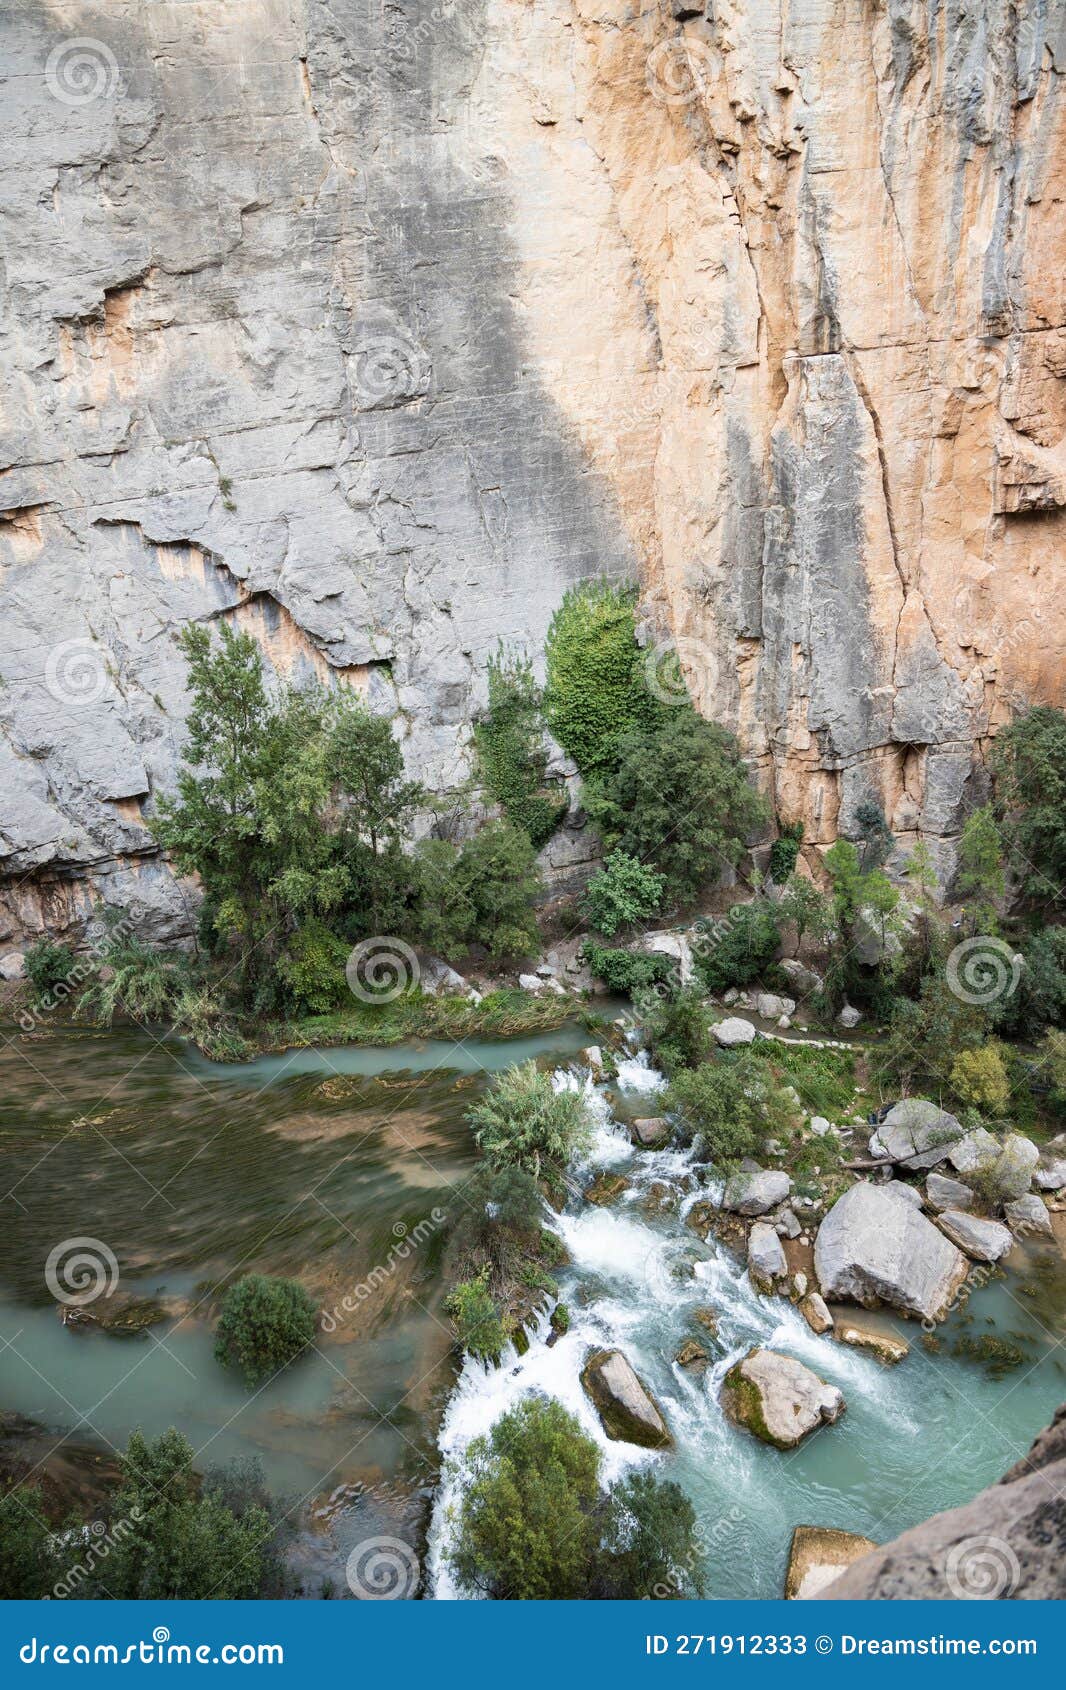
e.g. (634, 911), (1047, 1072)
(449, 1397), (602, 1598)
(583, 851), (666, 938)
(638, 984), (711, 1075)
(543, 580), (654, 774)
(327, 693), (423, 938)
(993, 705), (1066, 904)
(475, 649), (566, 847)
(854, 798), (893, 871)
(593, 1470), (704, 1600)
(768, 822), (804, 885)
(587, 710), (767, 907)
(456, 822), (541, 959)
(215, 1274), (317, 1387)
(93, 1430), (278, 1599)
(665, 1052), (793, 1162)
(695, 902), (781, 992)
(777, 875), (834, 957)
(0, 1486), (56, 1598)
(956, 805), (1005, 934)
(467, 1060), (593, 1182)
(449, 1397), (703, 1599)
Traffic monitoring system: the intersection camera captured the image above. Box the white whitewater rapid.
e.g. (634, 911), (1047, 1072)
(426, 1051), (928, 1600)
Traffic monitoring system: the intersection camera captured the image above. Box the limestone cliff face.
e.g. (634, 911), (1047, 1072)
(1, 1), (1063, 941)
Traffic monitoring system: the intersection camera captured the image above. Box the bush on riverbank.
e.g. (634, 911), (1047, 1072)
(214, 1274), (317, 1387)
(665, 1051), (795, 1163)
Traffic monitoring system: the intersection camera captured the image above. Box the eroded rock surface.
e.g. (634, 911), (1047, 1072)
(3, 1), (1065, 938)
(814, 1180), (969, 1322)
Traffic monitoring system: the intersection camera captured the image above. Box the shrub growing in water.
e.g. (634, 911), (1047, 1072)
(446, 1270), (508, 1363)
(467, 1060), (593, 1182)
(215, 1274), (317, 1386)
(638, 984), (711, 1075)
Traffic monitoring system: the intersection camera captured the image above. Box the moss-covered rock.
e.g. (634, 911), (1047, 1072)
(580, 1348), (671, 1449)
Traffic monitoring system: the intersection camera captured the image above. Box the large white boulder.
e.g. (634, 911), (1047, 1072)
(747, 1222), (788, 1291)
(814, 1181), (969, 1323)
(723, 1167), (792, 1216)
(722, 1348), (845, 1449)
(580, 1349), (671, 1449)
(876, 1099), (963, 1170)
(713, 1016), (757, 1047)
(937, 1210), (1014, 1264)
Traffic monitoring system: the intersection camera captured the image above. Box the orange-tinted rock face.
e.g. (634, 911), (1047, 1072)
(481, 0), (1066, 874)
(0, 1), (1062, 939)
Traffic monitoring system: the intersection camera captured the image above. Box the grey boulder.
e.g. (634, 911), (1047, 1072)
(714, 1017), (757, 1048)
(1034, 1158), (1066, 1193)
(814, 1181), (969, 1322)
(1004, 1195), (1053, 1238)
(948, 1127), (1001, 1176)
(580, 1349), (671, 1449)
(936, 1210), (1014, 1264)
(876, 1100), (962, 1170)
(748, 1222), (788, 1292)
(722, 1348), (845, 1449)
(926, 1172), (974, 1212)
(723, 1167), (792, 1216)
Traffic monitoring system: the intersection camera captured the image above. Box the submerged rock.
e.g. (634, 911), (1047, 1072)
(747, 1221), (788, 1292)
(722, 1348), (845, 1450)
(784, 1526), (877, 1599)
(876, 1099), (962, 1170)
(836, 1322), (909, 1365)
(937, 1209), (1014, 1263)
(583, 1173), (629, 1207)
(630, 1116), (669, 1148)
(723, 1167), (792, 1215)
(713, 1017), (757, 1047)
(675, 1339), (710, 1372)
(580, 1349), (671, 1449)
(813, 1181), (969, 1322)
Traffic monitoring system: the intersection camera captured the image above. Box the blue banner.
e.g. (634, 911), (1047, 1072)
(0, 1601), (1057, 1685)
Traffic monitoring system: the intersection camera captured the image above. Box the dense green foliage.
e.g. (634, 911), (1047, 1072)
(474, 650), (566, 847)
(215, 1274), (317, 1387)
(586, 710), (767, 907)
(583, 851), (666, 938)
(24, 938), (77, 1003)
(993, 706), (1066, 904)
(413, 823), (541, 960)
(0, 1433), (284, 1600)
(639, 985), (711, 1076)
(446, 1270), (508, 1363)
(695, 903), (781, 992)
(768, 822), (804, 885)
(448, 1397), (701, 1599)
(467, 1061), (593, 1182)
(665, 1051), (793, 1162)
(581, 941), (674, 994)
(543, 581), (654, 774)
(0, 1486), (56, 1597)
(956, 804), (1006, 932)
